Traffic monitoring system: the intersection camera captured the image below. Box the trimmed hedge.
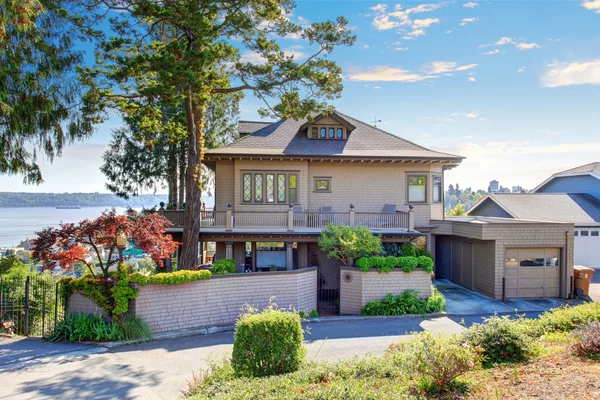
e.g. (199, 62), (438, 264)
(232, 307), (306, 378)
(212, 258), (236, 275)
(355, 255), (434, 273)
(129, 269), (212, 285)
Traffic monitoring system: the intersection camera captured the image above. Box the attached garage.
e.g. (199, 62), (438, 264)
(504, 248), (560, 298)
(431, 217), (574, 300)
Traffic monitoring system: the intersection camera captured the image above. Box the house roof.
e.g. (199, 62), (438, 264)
(532, 162), (600, 192)
(467, 193), (600, 224)
(206, 111), (464, 163)
(238, 120), (274, 135)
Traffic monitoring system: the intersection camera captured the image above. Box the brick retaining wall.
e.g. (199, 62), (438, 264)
(340, 267), (433, 315)
(133, 268), (317, 333)
(67, 292), (108, 319)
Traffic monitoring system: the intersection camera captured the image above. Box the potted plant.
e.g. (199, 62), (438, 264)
(268, 263), (278, 271)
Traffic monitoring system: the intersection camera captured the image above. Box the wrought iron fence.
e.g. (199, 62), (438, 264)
(317, 270), (340, 316)
(0, 276), (64, 337)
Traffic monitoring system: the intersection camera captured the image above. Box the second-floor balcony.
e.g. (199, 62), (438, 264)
(160, 204), (415, 233)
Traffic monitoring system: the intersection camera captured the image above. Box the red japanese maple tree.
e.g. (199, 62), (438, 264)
(33, 209), (178, 278)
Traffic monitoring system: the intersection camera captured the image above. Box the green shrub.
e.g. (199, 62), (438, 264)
(360, 288), (445, 316)
(49, 313), (121, 343)
(114, 315), (153, 342)
(309, 309), (319, 318)
(530, 302), (600, 335)
(318, 223), (383, 266)
(417, 255), (434, 273)
(212, 258), (236, 274)
(111, 263), (138, 316)
(571, 322), (600, 361)
(461, 315), (535, 367)
(231, 305), (306, 377)
(400, 243), (416, 257)
(387, 331), (481, 393)
(397, 256), (418, 272)
(129, 269), (212, 285)
(356, 257), (372, 272)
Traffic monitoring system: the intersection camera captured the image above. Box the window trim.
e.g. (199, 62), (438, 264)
(307, 124), (346, 140)
(313, 177), (332, 193)
(406, 173), (428, 204)
(240, 171), (299, 205)
(432, 175), (442, 203)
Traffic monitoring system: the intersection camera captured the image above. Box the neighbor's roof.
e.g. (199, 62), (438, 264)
(533, 162), (600, 192)
(468, 193), (600, 224)
(205, 111), (464, 162)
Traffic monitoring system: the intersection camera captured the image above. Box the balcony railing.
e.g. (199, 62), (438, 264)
(160, 205), (415, 232)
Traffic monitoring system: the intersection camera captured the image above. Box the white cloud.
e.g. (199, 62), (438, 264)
(518, 66), (526, 72)
(581, 0), (600, 13)
(347, 66), (435, 82)
(451, 112), (480, 119)
(468, 77), (476, 82)
(423, 61), (478, 74)
(394, 47), (409, 51)
(370, 3), (443, 37)
(496, 37), (514, 45)
(516, 42), (540, 50)
(541, 59), (600, 87)
(483, 49), (500, 55)
(240, 47), (306, 64)
(445, 30), (453, 34)
(347, 61), (477, 82)
(463, 1), (478, 7)
(460, 17), (478, 26)
(373, 86), (381, 89)
(538, 130), (561, 136)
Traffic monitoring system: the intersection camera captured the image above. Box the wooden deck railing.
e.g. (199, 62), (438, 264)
(160, 206), (414, 231)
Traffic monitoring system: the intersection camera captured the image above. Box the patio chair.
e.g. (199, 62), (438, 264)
(379, 204), (397, 228)
(319, 206), (334, 226)
(293, 205), (306, 227)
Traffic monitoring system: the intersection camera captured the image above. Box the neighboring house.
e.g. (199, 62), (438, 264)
(532, 162), (600, 201)
(162, 111), (575, 307)
(469, 163), (600, 269)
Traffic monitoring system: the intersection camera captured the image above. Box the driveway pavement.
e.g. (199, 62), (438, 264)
(436, 279), (587, 315)
(589, 267), (600, 302)
(0, 315), (487, 400)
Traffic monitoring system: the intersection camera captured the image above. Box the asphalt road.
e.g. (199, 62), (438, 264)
(0, 315), (501, 400)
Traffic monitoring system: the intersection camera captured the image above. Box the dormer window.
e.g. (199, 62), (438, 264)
(308, 125), (347, 140)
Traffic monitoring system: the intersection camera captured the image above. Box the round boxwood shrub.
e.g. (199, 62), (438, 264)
(212, 258), (236, 274)
(417, 256), (434, 273)
(231, 306), (306, 377)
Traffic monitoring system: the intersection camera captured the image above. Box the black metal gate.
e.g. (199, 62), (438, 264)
(0, 276), (64, 337)
(317, 269), (340, 315)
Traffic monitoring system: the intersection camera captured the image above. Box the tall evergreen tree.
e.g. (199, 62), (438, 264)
(79, 0), (355, 268)
(101, 95), (240, 204)
(0, 0), (98, 183)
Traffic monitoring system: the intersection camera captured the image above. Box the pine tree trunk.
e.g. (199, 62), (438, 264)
(178, 141), (186, 207)
(180, 91), (205, 269)
(168, 143), (178, 207)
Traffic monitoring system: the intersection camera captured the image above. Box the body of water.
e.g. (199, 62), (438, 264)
(0, 207), (133, 248)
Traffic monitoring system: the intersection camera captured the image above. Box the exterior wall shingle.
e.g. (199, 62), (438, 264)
(133, 268), (317, 333)
(340, 267), (432, 315)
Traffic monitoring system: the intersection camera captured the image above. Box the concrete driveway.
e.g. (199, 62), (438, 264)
(435, 279), (587, 315)
(589, 267), (600, 302)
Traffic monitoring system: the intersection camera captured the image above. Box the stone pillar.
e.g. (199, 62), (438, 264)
(286, 242), (294, 271)
(226, 202), (233, 231)
(225, 241), (233, 259)
(349, 204), (355, 227)
(288, 203), (294, 231)
(408, 204), (415, 231)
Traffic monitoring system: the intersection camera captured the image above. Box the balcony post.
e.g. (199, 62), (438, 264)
(288, 203), (294, 231)
(226, 202), (233, 231)
(349, 204), (355, 227)
(408, 204), (415, 231)
(286, 242), (294, 271)
(158, 201), (165, 216)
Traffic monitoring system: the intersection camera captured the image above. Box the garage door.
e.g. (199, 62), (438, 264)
(504, 248), (560, 298)
(574, 230), (600, 269)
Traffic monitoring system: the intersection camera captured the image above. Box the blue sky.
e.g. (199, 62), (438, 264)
(2, 0), (599, 193)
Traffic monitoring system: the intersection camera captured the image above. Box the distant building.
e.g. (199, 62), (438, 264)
(512, 185), (526, 193)
(488, 180), (499, 193)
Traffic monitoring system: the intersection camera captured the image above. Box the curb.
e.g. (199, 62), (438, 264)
(305, 312), (447, 323)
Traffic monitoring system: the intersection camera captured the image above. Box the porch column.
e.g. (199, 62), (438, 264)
(225, 241), (233, 259)
(251, 242), (257, 272)
(286, 242), (294, 271)
(408, 204), (415, 231)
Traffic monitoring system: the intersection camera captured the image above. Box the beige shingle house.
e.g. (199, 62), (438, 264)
(163, 111), (575, 310)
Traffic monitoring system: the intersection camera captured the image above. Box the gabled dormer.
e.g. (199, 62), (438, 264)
(299, 111), (357, 140)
